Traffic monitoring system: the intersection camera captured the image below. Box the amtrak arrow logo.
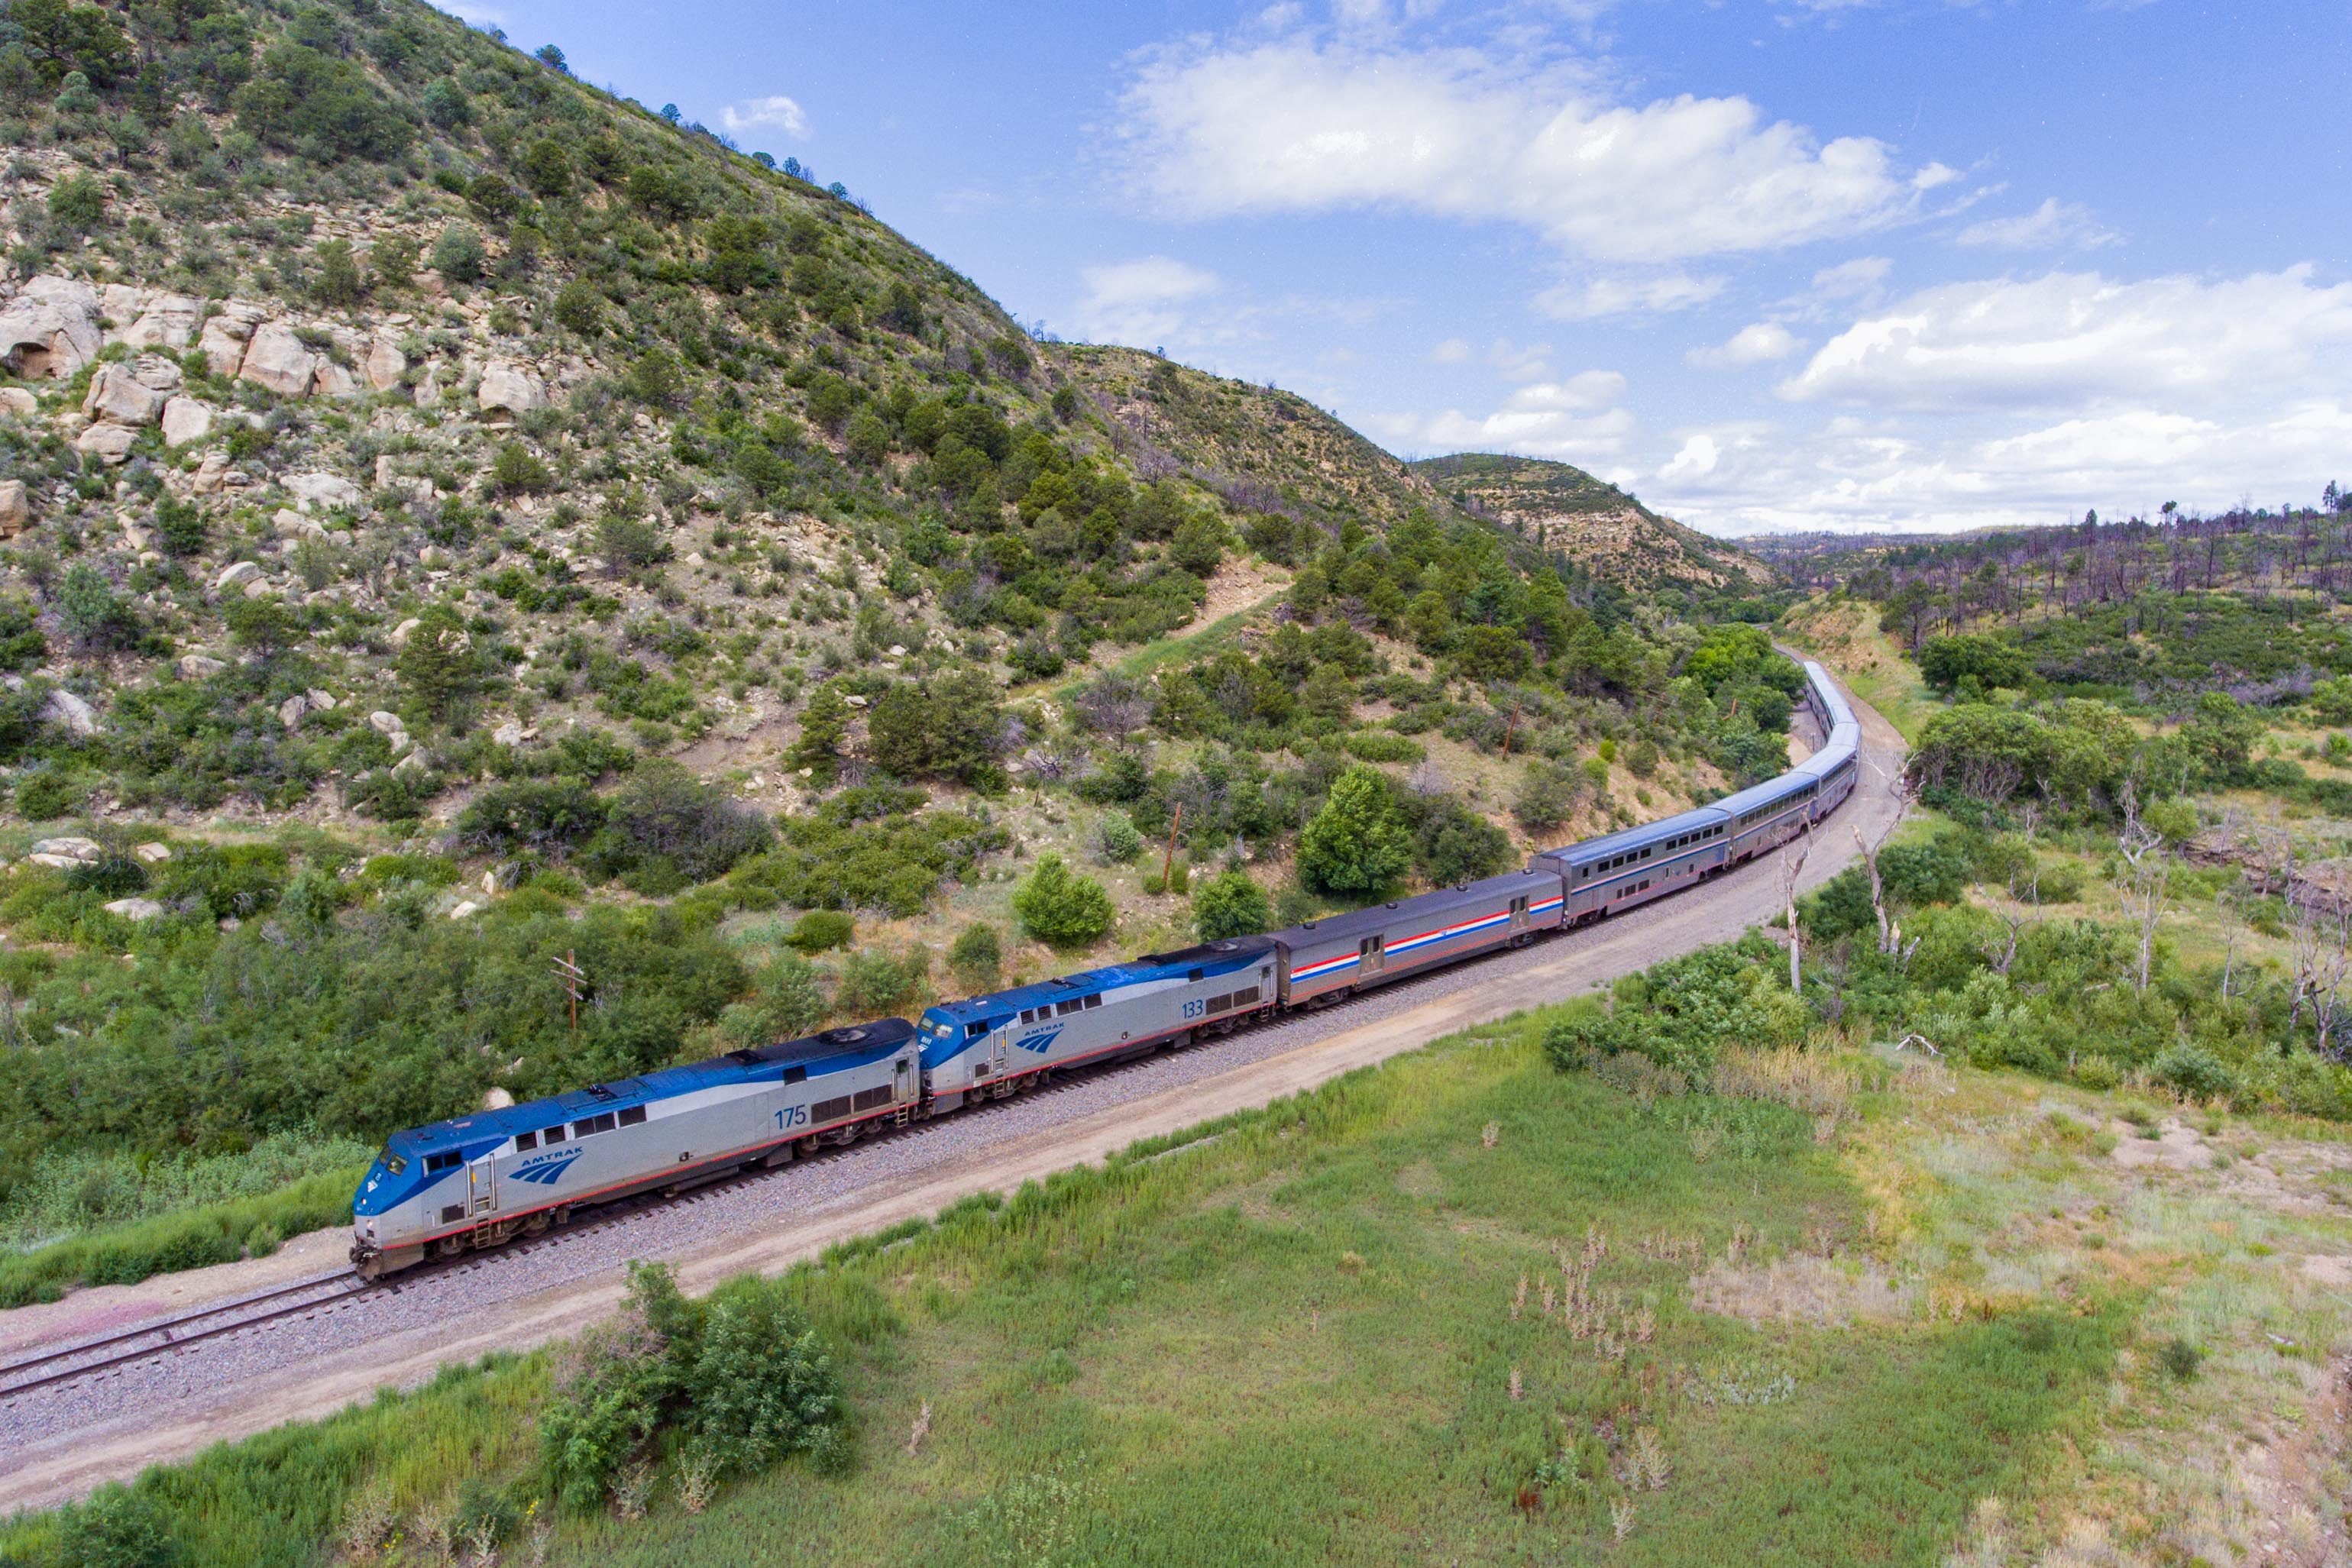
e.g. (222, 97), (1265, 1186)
(1015, 1027), (1062, 1054)
(510, 1149), (582, 1186)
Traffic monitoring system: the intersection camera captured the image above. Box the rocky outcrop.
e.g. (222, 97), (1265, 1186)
(364, 338), (407, 392)
(238, 321), (323, 396)
(214, 561), (262, 592)
(283, 472), (361, 511)
(0, 276), (102, 380)
(82, 357), (181, 425)
(478, 359), (547, 419)
(0, 480), (26, 537)
(74, 423), (137, 464)
(160, 396), (215, 445)
(118, 293), (203, 351)
(42, 688), (101, 736)
(198, 302), (266, 378)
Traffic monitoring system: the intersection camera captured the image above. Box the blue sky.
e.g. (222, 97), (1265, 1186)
(446, 0), (2350, 536)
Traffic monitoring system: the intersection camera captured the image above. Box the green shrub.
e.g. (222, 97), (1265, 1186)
(949, 922), (1002, 990)
(785, 909), (855, 953)
(1296, 766), (1410, 895)
(1192, 870), (1270, 940)
(1341, 730), (1424, 765)
(1012, 852), (1113, 948)
(1092, 811), (1144, 865)
(835, 947), (928, 1016)
(2153, 1043), (2237, 1102)
(431, 221), (485, 283)
(55, 1483), (176, 1568)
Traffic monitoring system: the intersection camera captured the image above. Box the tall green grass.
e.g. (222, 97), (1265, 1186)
(0, 1168), (361, 1306)
(2, 1007), (2123, 1567)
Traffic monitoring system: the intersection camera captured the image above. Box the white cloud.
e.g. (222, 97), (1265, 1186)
(1956, 197), (2121, 251)
(1113, 32), (1936, 262)
(1367, 371), (1633, 463)
(720, 95), (810, 137)
(1538, 273), (1725, 319)
(1431, 335), (1474, 364)
(1687, 322), (1802, 367)
(1779, 265), (2352, 411)
(1652, 400), (2352, 537)
(1810, 256), (1891, 299)
(1070, 257), (1221, 348)
(1486, 338), (1555, 380)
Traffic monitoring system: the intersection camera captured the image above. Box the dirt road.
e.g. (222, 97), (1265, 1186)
(0, 675), (1905, 1511)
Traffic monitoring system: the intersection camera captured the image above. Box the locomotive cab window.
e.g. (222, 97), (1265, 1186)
(377, 1148), (407, 1176)
(1084, 993), (1102, 1009)
(620, 1106), (647, 1127)
(514, 1131), (537, 1153)
(423, 1152), (461, 1174)
(541, 1125), (565, 1145)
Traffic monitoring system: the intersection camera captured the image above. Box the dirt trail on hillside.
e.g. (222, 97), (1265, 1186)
(0, 677), (1906, 1511)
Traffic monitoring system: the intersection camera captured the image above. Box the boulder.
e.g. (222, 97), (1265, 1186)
(41, 687), (99, 735)
(311, 359), (359, 401)
(197, 313), (255, 379)
(491, 719), (536, 747)
(306, 687), (337, 712)
(448, 899), (479, 920)
(82, 360), (178, 426)
(73, 422), (137, 465)
(0, 479), (26, 537)
(482, 1086), (515, 1110)
(214, 560), (261, 591)
(0, 387), (37, 418)
(24, 853), (84, 869)
(132, 842), (172, 863)
(119, 293), (203, 351)
(277, 693), (308, 730)
(179, 653), (227, 678)
(31, 836), (102, 862)
(241, 575), (276, 599)
(121, 520), (154, 551)
(159, 396), (215, 446)
(477, 359), (547, 418)
(0, 276), (102, 380)
(391, 746), (427, 774)
(272, 508), (320, 539)
(97, 283), (149, 330)
(283, 472), (361, 511)
(103, 897), (163, 922)
(390, 616), (422, 646)
(373, 454), (398, 489)
(190, 451), (233, 494)
(364, 338), (406, 392)
(368, 710), (407, 738)
(237, 322), (320, 396)
(416, 363), (445, 405)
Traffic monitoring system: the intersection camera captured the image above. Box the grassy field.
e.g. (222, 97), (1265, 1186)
(8, 1004), (2209, 1568)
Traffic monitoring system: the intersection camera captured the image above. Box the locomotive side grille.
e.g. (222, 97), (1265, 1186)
(811, 1095), (852, 1122)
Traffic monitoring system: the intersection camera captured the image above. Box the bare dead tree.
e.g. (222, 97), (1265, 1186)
(2114, 781), (2172, 994)
(1851, 776), (1914, 957)
(2315, 887), (2352, 1057)
(1985, 805), (2043, 977)
(1779, 822), (1815, 993)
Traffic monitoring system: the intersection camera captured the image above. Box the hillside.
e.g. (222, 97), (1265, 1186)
(1413, 452), (1776, 592)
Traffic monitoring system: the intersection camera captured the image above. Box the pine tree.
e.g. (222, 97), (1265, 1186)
(1297, 765), (1411, 895)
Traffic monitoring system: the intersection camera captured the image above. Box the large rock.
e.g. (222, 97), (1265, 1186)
(31, 836), (102, 862)
(389, 617), (422, 647)
(96, 283), (149, 330)
(238, 322), (321, 396)
(82, 358), (180, 426)
(283, 471), (361, 511)
(311, 359), (359, 401)
(0, 480), (26, 537)
(179, 652), (227, 678)
(74, 422), (137, 465)
(160, 396), (214, 446)
(477, 359), (547, 418)
(214, 560), (261, 591)
(368, 710), (407, 737)
(190, 451), (233, 494)
(0, 387), (37, 418)
(103, 897), (163, 922)
(0, 276), (101, 380)
(133, 842), (172, 863)
(272, 508), (322, 539)
(198, 312), (257, 379)
(42, 688), (101, 736)
(364, 338), (406, 392)
(277, 693), (309, 730)
(119, 293), (203, 351)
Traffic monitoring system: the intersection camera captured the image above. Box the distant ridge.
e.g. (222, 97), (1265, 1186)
(1411, 454), (1775, 591)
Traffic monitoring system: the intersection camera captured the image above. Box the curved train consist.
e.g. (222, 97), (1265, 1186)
(351, 662), (1861, 1278)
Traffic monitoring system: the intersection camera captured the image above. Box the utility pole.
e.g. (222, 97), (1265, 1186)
(1502, 698), (1521, 758)
(551, 949), (584, 1033)
(1161, 802), (1183, 892)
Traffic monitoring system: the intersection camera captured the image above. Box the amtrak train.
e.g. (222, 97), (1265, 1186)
(351, 661), (1860, 1278)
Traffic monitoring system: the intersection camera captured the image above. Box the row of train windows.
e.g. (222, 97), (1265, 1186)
(1018, 994), (1103, 1026)
(511, 1104), (647, 1153)
(1580, 823), (1723, 880)
(1612, 878), (1653, 899)
(1736, 781), (1819, 827)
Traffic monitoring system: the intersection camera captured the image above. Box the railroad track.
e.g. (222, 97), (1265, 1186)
(0, 1270), (379, 1402)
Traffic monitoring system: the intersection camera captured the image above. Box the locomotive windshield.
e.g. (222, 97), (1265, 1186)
(376, 1146), (406, 1176)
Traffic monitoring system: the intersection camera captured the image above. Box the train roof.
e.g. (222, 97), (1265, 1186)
(384, 1017), (919, 1156)
(1535, 807), (1727, 871)
(1268, 867), (1559, 950)
(925, 936), (1276, 1023)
